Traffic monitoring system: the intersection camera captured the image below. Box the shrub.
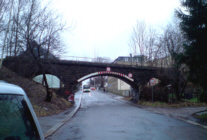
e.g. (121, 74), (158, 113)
(199, 90), (207, 102)
(140, 85), (169, 102)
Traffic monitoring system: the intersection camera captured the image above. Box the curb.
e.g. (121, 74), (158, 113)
(44, 93), (83, 138)
(107, 94), (207, 130)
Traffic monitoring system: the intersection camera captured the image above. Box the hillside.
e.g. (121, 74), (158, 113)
(0, 66), (72, 117)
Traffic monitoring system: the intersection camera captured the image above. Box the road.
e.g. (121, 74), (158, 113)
(46, 90), (207, 140)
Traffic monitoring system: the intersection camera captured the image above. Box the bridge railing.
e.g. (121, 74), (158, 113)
(57, 56), (172, 68)
(59, 56), (112, 63)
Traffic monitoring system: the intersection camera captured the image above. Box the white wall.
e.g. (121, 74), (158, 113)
(118, 79), (130, 90)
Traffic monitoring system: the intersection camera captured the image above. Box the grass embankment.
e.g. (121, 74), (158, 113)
(197, 113), (207, 121)
(122, 96), (207, 107)
(183, 97), (199, 103)
(138, 100), (207, 107)
(0, 66), (72, 117)
(196, 113), (207, 121)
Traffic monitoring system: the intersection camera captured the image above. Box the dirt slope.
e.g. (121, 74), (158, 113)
(0, 66), (71, 117)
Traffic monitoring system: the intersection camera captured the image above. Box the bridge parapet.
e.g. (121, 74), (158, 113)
(54, 59), (161, 71)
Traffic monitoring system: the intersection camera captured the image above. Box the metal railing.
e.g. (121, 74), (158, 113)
(59, 56), (111, 63)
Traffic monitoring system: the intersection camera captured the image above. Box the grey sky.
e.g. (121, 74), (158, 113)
(52, 0), (180, 61)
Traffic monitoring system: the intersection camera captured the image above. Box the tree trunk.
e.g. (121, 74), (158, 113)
(176, 88), (181, 101)
(43, 73), (52, 102)
(100, 76), (104, 87)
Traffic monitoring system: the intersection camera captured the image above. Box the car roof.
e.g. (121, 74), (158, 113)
(0, 82), (26, 95)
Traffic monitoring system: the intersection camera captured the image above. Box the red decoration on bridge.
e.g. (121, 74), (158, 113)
(78, 71), (134, 82)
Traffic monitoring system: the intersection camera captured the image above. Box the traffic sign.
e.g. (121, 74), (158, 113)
(106, 67), (111, 72)
(128, 73), (133, 78)
(150, 78), (155, 85)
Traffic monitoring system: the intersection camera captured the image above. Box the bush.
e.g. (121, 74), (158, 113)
(140, 85), (169, 102)
(199, 90), (207, 102)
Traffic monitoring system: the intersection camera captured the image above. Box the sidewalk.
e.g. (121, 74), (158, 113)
(38, 90), (83, 138)
(104, 91), (207, 129)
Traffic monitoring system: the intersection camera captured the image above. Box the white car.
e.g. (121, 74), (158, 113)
(0, 82), (44, 140)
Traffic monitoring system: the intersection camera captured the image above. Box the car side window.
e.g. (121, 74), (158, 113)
(0, 94), (40, 140)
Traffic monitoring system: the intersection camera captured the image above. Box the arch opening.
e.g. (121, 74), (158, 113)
(77, 71), (134, 83)
(33, 74), (61, 89)
(78, 72), (139, 101)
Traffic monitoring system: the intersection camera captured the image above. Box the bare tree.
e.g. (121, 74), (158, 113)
(129, 20), (158, 66)
(146, 26), (157, 66)
(5, 0), (68, 102)
(0, 0), (14, 70)
(90, 76), (106, 88)
(13, 0), (27, 56)
(129, 20), (147, 56)
(156, 22), (187, 101)
(129, 18), (187, 101)
(23, 0), (67, 102)
(91, 56), (110, 88)
(0, 0), (70, 101)
(0, 0), (38, 67)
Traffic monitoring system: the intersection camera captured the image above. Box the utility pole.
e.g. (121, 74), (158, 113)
(94, 78), (95, 88)
(130, 53), (132, 66)
(150, 78), (155, 102)
(152, 85), (153, 102)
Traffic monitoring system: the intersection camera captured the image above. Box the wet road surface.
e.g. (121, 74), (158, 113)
(46, 90), (207, 140)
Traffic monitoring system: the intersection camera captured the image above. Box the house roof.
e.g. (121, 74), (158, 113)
(19, 40), (57, 60)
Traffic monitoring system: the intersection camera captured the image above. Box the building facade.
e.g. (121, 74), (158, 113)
(113, 55), (148, 66)
(107, 77), (131, 96)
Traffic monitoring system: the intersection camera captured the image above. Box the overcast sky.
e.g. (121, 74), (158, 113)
(52, 0), (181, 61)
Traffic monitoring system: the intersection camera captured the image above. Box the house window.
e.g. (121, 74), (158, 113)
(133, 58), (138, 62)
(117, 57), (121, 61)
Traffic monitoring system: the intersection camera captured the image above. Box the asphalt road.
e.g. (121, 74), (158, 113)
(46, 90), (207, 140)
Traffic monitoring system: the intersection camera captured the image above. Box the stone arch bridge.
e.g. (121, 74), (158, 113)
(3, 57), (170, 101)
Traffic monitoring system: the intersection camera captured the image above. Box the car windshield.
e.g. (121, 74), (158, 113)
(83, 86), (90, 89)
(0, 94), (40, 140)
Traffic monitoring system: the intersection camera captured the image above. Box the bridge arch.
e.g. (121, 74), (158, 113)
(77, 71), (138, 88)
